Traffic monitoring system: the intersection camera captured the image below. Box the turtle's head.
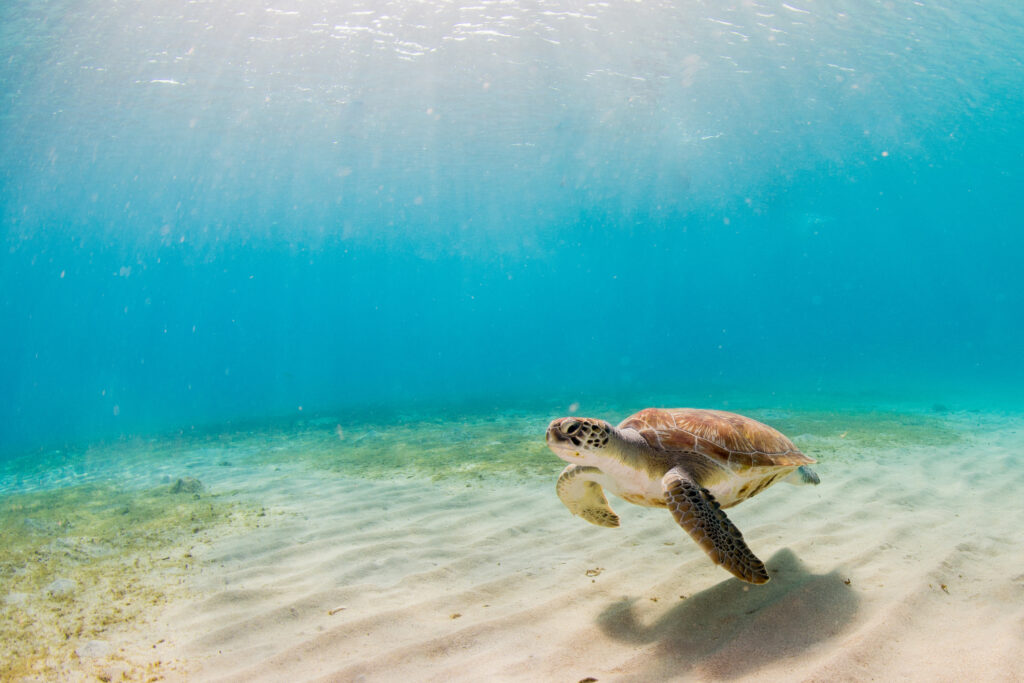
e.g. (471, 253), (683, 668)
(546, 417), (614, 465)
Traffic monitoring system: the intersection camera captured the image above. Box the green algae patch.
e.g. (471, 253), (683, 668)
(11, 402), (964, 487)
(325, 415), (556, 481)
(749, 409), (966, 462)
(0, 481), (256, 681)
(196, 412), (559, 482)
(233, 407), (970, 481)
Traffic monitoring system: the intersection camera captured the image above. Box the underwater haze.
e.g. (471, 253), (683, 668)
(5, 2), (1024, 680)
(2, 0), (1024, 449)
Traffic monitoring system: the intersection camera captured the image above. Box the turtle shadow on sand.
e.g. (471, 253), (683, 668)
(597, 548), (859, 680)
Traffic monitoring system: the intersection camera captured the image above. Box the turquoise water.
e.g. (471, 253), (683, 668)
(1, 1), (1024, 677)
(2, 0), (1023, 453)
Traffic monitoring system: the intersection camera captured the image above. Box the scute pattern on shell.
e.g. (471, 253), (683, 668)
(619, 408), (815, 469)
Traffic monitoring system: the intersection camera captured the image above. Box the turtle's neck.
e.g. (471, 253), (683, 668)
(609, 426), (650, 467)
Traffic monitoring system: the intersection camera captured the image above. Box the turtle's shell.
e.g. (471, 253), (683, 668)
(618, 408), (815, 470)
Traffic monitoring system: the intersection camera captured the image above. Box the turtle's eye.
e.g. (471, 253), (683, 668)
(562, 419), (581, 436)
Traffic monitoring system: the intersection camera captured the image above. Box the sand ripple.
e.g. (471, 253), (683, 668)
(121, 417), (1024, 682)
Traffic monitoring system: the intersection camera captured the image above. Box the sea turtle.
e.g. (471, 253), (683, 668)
(545, 408), (819, 584)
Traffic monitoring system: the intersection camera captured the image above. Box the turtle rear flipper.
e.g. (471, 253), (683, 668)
(784, 465), (820, 485)
(663, 467), (769, 584)
(556, 465), (620, 528)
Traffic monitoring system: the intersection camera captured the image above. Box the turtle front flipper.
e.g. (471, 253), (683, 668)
(556, 465), (620, 528)
(662, 467), (769, 584)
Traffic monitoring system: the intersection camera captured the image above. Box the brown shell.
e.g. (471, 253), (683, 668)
(618, 408), (815, 470)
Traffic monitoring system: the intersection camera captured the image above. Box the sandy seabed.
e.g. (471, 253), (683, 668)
(4, 407), (1023, 682)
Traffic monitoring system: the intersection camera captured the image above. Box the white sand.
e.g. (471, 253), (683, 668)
(87, 416), (1024, 681)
